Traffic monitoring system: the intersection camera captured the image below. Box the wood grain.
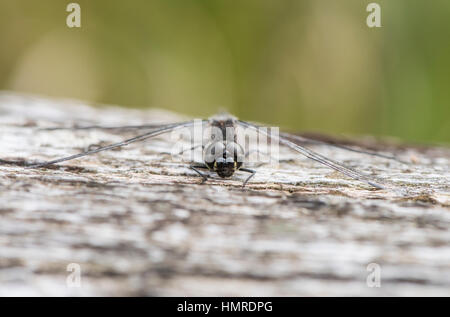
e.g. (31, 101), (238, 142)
(0, 92), (449, 296)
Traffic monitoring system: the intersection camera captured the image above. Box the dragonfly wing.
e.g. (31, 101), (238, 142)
(28, 120), (204, 168)
(237, 120), (388, 189)
(39, 123), (170, 131)
(280, 132), (407, 164)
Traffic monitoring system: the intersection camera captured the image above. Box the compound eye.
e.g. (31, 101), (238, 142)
(226, 142), (244, 162)
(216, 157), (225, 164)
(204, 142), (225, 163)
(225, 157), (234, 164)
(236, 153), (244, 163)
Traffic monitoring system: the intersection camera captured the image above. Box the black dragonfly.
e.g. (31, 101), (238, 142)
(25, 114), (401, 189)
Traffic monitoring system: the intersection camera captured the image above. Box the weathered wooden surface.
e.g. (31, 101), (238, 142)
(0, 92), (449, 296)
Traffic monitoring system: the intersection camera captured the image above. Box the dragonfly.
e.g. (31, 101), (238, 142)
(25, 114), (401, 189)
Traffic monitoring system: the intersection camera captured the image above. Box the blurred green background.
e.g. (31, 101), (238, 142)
(1, 0), (449, 143)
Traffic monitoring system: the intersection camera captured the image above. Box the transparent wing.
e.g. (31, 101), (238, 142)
(43, 122), (405, 163)
(28, 120), (203, 168)
(237, 120), (389, 189)
(280, 132), (408, 164)
(239, 119), (405, 163)
(39, 123), (169, 131)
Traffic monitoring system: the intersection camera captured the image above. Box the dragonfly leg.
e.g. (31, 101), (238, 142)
(240, 168), (256, 187)
(189, 163), (209, 184)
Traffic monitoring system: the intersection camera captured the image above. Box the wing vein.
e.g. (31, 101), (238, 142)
(28, 120), (204, 168)
(280, 132), (407, 164)
(238, 120), (389, 189)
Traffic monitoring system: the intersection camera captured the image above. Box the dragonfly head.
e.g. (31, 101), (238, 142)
(214, 156), (236, 178)
(204, 141), (244, 178)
